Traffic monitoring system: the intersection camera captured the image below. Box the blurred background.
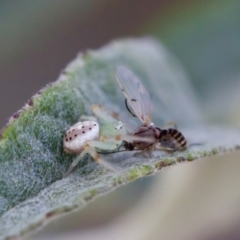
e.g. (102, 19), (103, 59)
(1, 0), (240, 239)
(1, 0), (240, 129)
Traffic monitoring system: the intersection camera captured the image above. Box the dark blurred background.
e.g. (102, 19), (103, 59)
(1, 0), (240, 129)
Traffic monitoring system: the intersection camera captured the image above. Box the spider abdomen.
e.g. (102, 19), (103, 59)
(63, 121), (99, 154)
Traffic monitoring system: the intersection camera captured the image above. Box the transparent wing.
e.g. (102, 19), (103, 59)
(116, 66), (152, 125)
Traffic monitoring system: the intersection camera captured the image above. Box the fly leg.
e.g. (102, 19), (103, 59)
(161, 121), (177, 129)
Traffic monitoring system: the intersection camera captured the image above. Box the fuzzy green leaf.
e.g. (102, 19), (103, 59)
(0, 38), (239, 240)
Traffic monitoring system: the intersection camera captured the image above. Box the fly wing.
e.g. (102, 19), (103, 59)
(116, 66), (152, 125)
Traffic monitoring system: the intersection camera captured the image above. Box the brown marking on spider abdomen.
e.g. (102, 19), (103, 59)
(63, 121), (99, 154)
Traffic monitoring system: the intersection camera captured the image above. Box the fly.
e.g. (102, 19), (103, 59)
(116, 66), (187, 152)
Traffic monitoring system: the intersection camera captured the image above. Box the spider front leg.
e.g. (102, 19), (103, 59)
(79, 115), (98, 122)
(64, 140), (119, 178)
(100, 133), (155, 148)
(91, 104), (120, 123)
(84, 140), (118, 171)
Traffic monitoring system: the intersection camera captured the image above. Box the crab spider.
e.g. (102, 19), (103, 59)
(63, 104), (153, 177)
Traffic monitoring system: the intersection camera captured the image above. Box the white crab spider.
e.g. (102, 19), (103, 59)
(63, 104), (153, 177)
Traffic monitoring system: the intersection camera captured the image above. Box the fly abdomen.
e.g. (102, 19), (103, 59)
(168, 128), (181, 139)
(159, 128), (187, 150)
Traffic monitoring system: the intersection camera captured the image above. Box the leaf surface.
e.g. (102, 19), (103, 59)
(0, 38), (239, 240)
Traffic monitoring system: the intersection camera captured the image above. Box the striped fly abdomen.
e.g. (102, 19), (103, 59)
(159, 128), (187, 150)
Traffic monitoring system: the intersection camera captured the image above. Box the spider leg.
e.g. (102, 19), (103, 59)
(63, 150), (88, 178)
(91, 104), (120, 124)
(89, 140), (120, 150)
(101, 134), (155, 145)
(63, 140), (119, 178)
(79, 115), (98, 122)
(84, 143), (117, 172)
